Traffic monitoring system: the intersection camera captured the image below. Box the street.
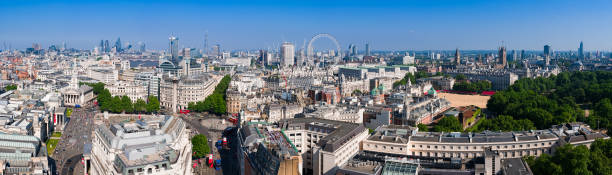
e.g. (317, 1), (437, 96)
(51, 107), (96, 175)
(179, 114), (227, 175)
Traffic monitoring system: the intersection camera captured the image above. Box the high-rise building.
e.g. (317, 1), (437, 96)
(99, 40), (104, 51)
(104, 40), (110, 52)
(280, 42), (295, 67)
(138, 41), (146, 52)
(498, 46), (507, 67)
(365, 43), (371, 56)
(352, 44), (358, 56)
(169, 36), (179, 64)
(213, 44), (221, 58)
(521, 50), (525, 60)
(544, 45), (552, 57)
(204, 31), (208, 56)
(578, 41), (584, 59)
(455, 48), (460, 65)
(114, 37), (122, 52)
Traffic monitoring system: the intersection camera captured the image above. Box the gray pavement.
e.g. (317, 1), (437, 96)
(51, 107), (96, 175)
(179, 114), (234, 175)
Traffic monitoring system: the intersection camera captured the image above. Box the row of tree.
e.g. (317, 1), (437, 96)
(188, 75), (231, 115)
(393, 71), (445, 88)
(470, 115), (535, 132)
(83, 82), (160, 113)
(525, 138), (612, 175)
(452, 80), (492, 92)
(487, 71), (612, 130)
(422, 114), (536, 133)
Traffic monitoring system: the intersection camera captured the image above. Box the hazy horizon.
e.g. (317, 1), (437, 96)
(2, 0), (612, 51)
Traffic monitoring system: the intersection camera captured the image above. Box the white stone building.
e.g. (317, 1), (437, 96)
(159, 74), (221, 113)
(279, 118), (369, 175)
(90, 115), (192, 175)
(107, 81), (148, 102)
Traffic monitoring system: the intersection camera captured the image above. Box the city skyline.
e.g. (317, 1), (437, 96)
(2, 0), (612, 51)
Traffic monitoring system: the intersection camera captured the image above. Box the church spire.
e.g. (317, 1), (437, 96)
(70, 58), (78, 89)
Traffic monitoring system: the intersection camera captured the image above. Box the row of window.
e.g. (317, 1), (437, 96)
(410, 148), (549, 158)
(409, 141), (554, 151)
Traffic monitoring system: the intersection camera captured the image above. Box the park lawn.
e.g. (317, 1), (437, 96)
(51, 132), (62, 138)
(46, 139), (59, 155)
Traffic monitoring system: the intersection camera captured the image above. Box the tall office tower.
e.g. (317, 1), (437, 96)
(115, 37), (122, 52)
(169, 36), (180, 64)
(521, 50), (525, 60)
(365, 43), (371, 56)
(544, 45), (552, 57)
(99, 40), (104, 52)
(104, 40), (110, 52)
(204, 31), (208, 56)
(62, 42), (67, 51)
(498, 46), (507, 67)
(212, 44), (221, 58)
(352, 45), (358, 56)
(511, 50), (518, 61)
(280, 42), (295, 67)
(578, 41), (584, 59)
(138, 41), (145, 52)
(455, 48), (460, 65)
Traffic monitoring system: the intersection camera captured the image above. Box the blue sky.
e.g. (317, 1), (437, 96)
(1, 0), (611, 51)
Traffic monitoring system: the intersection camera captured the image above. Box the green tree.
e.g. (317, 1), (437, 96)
(4, 84), (17, 91)
(591, 139), (612, 158)
(81, 82), (105, 94)
(191, 134), (210, 158)
(97, 89), (112, 111)
(433, 116), (462, 132)
(417, 123), (429, 132)
(133, 99), (147, 113)
(121, 96), (133, 113)
(476, 115), (535, 132)
(527, 139), (612, 175)
(187, 75), (231, 115)
(527, 154), (562, 175)
(455, 74), (467, 81)
(146, 96), (160, 113)
(110, 96), (122, 113)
